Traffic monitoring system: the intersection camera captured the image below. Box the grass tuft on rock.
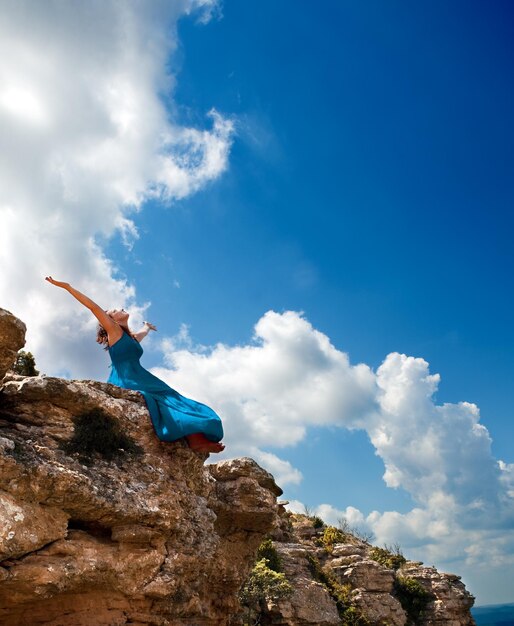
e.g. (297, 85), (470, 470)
(311, 515), (325, 529)
(305, 554), (370, 625)
(62, 407), (143, 464)
(319, 525), (348, 553)
(394, 576), (433, 625)
(368, 544), (407, 570)
(239, 558), (293, 625)
(256, 538), (282, 572)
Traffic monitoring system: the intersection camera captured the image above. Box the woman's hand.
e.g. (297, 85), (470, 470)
(133, 321), (157, 343)
(45, 276), (70, 289)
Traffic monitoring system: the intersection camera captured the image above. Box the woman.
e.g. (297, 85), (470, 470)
(45, 276), (224, 453)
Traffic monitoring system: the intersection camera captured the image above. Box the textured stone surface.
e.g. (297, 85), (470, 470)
(401, 563), (476, 626)
(256, 512), (476, 626)
(352, 589), (406, 626)
(267, 544), (341, 626)
(0, 309), (26, 379)
(331, 543), (366, 558)
(337, 559), (395, 592)
(208, 456), (283, 497)
(0, 308), (476, 626)
(0, 309), (280, 625)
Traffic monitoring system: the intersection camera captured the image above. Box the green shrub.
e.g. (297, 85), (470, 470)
(256, 538), (282, 572)
(11, 350), (39, 376)
(311, 516), (325, 529)
(368, 545), (407, 570)
(239, 558), (293, 625)
(394, 576), (433, 625)
(321, 525), (347, 553)
(62, 407), (143, 464)
(305, 554), (370, 625)
(342, 606), (371, 626)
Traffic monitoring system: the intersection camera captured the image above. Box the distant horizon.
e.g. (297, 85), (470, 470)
(471, 601), (514, 626)
(473, 602), (514, 609)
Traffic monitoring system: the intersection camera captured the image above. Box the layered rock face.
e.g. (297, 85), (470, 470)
(0, 308), (476, 626)
(261, 511), (476, 626)
(0, 308), (281, 625)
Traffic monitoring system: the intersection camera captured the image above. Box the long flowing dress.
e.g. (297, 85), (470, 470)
(107, 331), (223, 443)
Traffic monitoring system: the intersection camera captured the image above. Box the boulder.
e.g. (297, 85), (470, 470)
(0, 308), (26, 379)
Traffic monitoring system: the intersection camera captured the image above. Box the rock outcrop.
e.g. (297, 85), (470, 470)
(0, 308), (281, 625)
(0, 308), (476, 626)
(260, 508), (475, 625)
(0, 309), (26, 380)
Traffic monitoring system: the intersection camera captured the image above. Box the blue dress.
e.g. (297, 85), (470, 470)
(107, 331), (224, 443)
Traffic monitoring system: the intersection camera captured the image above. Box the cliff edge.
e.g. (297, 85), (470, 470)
(0, 308), (281, 625)
(259, 512), (475, 625)
(0, 308), (475, 626)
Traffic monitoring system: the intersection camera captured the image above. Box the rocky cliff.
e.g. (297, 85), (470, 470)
(258, 512), (475, 625)
(0, 308), (476, 626)
(0, 308), (281, 625)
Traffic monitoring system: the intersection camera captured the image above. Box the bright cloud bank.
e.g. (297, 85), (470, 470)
(0, 0), (233, 378)
(153, 309), (514, 601)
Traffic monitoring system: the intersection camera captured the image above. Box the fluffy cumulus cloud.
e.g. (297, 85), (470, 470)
(0, 0), (233, 378)
(154, 309), (514, 600)
(152, 309), (377, 457)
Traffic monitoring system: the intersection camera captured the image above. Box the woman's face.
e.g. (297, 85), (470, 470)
(108, 308), (129, 324)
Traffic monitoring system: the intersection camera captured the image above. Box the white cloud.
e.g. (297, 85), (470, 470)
(0, 0), (232, 379)
(154, 309), (514, 601)
(250, 448), (303, 487)
(153, 310), (377, 450)
(284, 500), (306, 515)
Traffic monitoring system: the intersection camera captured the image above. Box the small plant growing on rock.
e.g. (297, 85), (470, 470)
(11, 350), (39, 376)
(305, 554), (370, 625)
(368, 544), (406, 570)
(256, 538), (282, 572)
(321, 525), (347, 553)
(239, 558), (293, 626)
(62, 407), (143, 465)
(394, 576), (433, 625)
(311, 515), (325, 529)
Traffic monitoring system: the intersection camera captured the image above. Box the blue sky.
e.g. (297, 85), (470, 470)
(121, 1), (514, 496)
(1, 0), (513, 607)
(112, 2), (514, 603)
(133, 0), (514, 461)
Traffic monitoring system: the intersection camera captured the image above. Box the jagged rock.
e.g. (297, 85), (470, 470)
(352, 589), (407, 626)
(291, 516), (319, 540)
(331, 542), (367, 557)
(0, 308), (477, 626)
(401, 563), (476, 625)
(267, 544), (341, 626)
(256, 513), (476, 626)
(328, 554), (364, 568)
(0, 309), (26, 379)
(208, 457), (283, 497)
(336, 559), (396, 592)
(0, 308), (280, 625)
(0, 491), (69, 560)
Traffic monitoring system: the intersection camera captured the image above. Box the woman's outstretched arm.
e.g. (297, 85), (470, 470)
(133, 322), (157, 343)
(45, 276), (121, 343)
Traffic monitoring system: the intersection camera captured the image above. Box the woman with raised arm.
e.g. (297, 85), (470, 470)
(45, 277), (224, 453)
